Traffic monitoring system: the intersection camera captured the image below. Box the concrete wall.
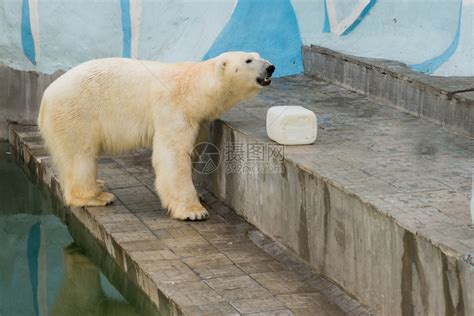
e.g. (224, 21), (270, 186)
(0, 66), (62, 138)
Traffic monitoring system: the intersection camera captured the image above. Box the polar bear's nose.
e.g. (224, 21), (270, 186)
(266, 65), (275, 75)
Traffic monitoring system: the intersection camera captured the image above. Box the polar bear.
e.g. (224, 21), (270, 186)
(38, 52), (274, 220)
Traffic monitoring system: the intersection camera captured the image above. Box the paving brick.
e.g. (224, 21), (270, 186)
(181, 303), (240, 315)
(111, 231), (156, 243)
(218, 286), (273, 302)
(171, 290), (225, 307)
(171, 243), (221, 259)
(158, 280), (212, 294)
(125, 200), (163, 213)
(129, 249), (178, 262)
(87, 205), (132, 221)
(102, 221), (147, 233)
(277, 293), (328, 308)
(183, 253), (234, 267)
(111, 186), (158, 204)
(100, 173), (142, 189)
(205, 275), (261, 292)
(97, 161), (129, 176)
(120, 239), (168, 252)
(251, 272), (314, 295)
(218, 242), (275, 264)
(183, 253), (245, 279)
(237, 261), (288, 274)
(199, 225), (250, 244)
(244, 310), (295, 316)
(193, 264), (246, 280)
(113, 154), (153, 175)
(148, 260), (200, 283)
(145, 217), (184, 230)
(205, 275), (273, 301)
(166, 226), (203, 239)
(163, 234), (211, 251)
(230, 297), (287, 314)
(291, 307), (342, 316)
(187, 216), (227, 232)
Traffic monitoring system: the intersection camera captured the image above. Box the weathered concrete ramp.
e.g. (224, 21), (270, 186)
(198, 76), (474, 315)
(302, 45), (474, 137)
(9, 125), (367, 315)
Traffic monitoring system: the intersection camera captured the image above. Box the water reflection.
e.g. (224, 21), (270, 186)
(51, 244), (140, 316)
(0, 142), (159, 316)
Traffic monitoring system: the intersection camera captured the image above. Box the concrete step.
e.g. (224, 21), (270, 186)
(9, 125), (368, 316)
(302, 45), (474, 137)
(197, 75), (474, 315)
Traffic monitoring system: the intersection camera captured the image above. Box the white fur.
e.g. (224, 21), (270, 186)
(38, 52), (271, 220)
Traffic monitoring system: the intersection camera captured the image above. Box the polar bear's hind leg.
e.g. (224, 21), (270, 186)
(63, 154), (115, 207)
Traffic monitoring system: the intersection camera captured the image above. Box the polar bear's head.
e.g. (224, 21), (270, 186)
(214, 51), (275, 92)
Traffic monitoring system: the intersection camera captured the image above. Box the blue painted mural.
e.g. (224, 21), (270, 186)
(410, 1), (463, 74)
(20, 0), (36, 65)
(2, 0), (473, 76)
(203, 0), (303, 77)
(120, 0), (132, 58)
(322, 0), (377, 36)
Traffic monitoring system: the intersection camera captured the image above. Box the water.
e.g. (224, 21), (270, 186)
(0, 142), (159, 316)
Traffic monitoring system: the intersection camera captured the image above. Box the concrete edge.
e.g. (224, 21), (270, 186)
(302, 45), (474, 137)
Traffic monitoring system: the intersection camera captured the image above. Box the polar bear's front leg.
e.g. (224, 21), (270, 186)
(191, 120), (210, 162)
(152, 130), (209, 221)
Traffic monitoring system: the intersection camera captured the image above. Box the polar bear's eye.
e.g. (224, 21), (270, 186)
(246, 59), (252, 64)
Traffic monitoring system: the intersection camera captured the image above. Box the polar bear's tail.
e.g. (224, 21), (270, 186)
(38, 91), (55, 170)
(37, 90), (48, 133)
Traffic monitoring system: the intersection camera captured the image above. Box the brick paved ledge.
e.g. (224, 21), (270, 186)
(302, 45), (474, 137)
(198, 76), (474, 315)
(8, 124), (366, 316)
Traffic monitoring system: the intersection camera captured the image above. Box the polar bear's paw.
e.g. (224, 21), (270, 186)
(97, 192), (115, 204)
(171, 204), (209, 221)
(67, 192), (115, 207)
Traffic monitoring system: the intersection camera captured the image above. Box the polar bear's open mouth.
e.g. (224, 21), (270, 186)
(257, 76), (272, 86)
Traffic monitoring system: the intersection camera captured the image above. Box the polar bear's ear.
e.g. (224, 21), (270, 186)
(216, 60), (227, 76)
